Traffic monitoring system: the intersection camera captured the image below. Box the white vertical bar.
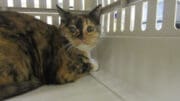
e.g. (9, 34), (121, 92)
(98, 0), (102, 6)
(82, 0), (85, 10)
(102, 0), (107, 9)
(113, 10), (118, 32)
(101, 15), (105, 34)
(121, 8), (125, 32)
(46, 0), (52, 9)
(47, 16), (53, 25)
(113, 0), (118, 33)
(141, 1), (148, 31)
(35, 16), (41, 20)
(155, 0), (164, 30)
(7, 0), (14, 7)
(57, 0), (63, 8)
(59, 17), (61, 25)
(69, 0), (74, 10)
(162, 0), (176, 31)
(146, 0), (157, 32)
(96, 0), (99, 5)
(101, 0), (105, 7)
(107, 0), (112, 33)
(130, 5), (135, 32)
(107, 0), (111, 5)
(34, 0), (40, 8)
(21, 0), (27, 8)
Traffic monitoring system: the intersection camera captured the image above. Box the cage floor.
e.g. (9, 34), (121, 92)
(6, 76), (122, 101)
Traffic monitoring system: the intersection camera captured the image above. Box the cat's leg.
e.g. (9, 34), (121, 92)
(89, 58), (99, 71)
(0, 78), (42, 100)
(0, 58), (42, 100)
(86, 52), (99, 72)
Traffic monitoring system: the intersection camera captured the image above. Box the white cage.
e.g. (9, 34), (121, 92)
(1, 0), (180, 101)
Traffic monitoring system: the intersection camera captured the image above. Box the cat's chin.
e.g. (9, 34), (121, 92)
(76, 44), (94, 52)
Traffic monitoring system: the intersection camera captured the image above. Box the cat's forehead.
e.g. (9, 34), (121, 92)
(69, 15), (93, 25)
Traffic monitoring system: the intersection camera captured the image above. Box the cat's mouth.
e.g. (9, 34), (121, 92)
(72, 39), (97, 51)
(76, 44), (93, 52)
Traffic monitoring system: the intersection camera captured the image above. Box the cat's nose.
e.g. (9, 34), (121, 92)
(81, 63), (92, 73)
(77, 33), (83, 40)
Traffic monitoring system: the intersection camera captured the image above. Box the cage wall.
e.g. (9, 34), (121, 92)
(0, 0), (98, 27)
(0, 0), (180, 101)
(93, 0), (180, 101)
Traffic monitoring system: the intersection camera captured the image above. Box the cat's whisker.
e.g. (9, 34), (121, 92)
(67, 45), (73, 53)
(63, 43), (72, 50)
(62, 43), (72, 53)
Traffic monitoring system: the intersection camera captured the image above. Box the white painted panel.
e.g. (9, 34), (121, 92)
(124, 7), (130, 33)
(93, 37), (180, 101)
(0, 0), (7, 10)
(52, 0), (58, 9)
(74, 0), (82, 10)
(39, 0), (47, 8)
(1, 0), (180, 101)
(26, 0), (34, 8)
(109, 12), (114, 33)
(7, 76), (122, 101)
(52, 15), (60, 26)
(40, 15), (47, 23)
(103, 14), (108, 33)
(14, 0), (21, 7)
(146, 0), (156, 32)
(162, 0), (176, 31)
(85, 0), (97, 10)
(134, 2), (142, 32)
(116, 8), (121, 32)
(63, 0), (69, 9)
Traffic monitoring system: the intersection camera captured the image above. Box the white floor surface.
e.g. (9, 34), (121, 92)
(6, 76), (122, 101)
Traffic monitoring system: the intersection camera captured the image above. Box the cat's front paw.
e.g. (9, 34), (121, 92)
(90, 59), (99, 72)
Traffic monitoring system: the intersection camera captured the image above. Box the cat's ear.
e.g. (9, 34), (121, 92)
(56, 4), (71, 23)
(88, 4), (102, 25)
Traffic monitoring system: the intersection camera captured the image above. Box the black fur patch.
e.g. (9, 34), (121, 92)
(76, 18), (83, 39)
(0, 14), (15, 29)
(17, 30), (42, 81)
(42, 26), (59, 84)
(0, 79), (42, 100)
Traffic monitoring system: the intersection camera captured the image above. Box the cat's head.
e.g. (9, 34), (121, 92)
(56, 5), (101, 51)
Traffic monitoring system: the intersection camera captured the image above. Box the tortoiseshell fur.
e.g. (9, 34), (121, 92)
(0, 5), (101, 100)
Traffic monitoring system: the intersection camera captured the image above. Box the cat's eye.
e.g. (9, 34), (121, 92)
(69, 26), (77, 33)
(87, 26), (95, 32)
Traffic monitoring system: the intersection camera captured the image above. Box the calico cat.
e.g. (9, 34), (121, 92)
(0, 4), (101, 100)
